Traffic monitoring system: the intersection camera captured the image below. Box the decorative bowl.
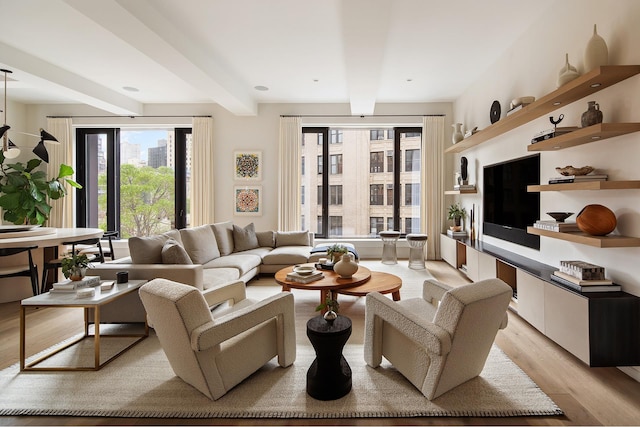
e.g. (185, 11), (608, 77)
(293, 265), (316, 276)
(546, 212), (574, 222)
(576, 204), (617, 236)
(555, 165), (594, 176)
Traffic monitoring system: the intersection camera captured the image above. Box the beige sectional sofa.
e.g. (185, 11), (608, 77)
(89, 221), (314, 322)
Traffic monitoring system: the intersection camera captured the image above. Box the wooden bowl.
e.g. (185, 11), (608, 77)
(576, 204), (617, 236)
(555, 165), (594, 176)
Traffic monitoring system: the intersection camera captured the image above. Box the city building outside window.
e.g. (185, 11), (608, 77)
(370, 151), (384, 173)
(386, 150), (394, 173)
(370, 184), (384, 205)
(329, 216), (343, 235)
(370, 216), (384, 236)
(330, 154), (343, 174)
(330, 130), (343, 144)
(370, 129), (385, 140)
(405, 148), (421, 172)
(329, 185), (343, 205)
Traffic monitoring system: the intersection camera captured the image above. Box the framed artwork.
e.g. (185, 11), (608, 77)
(234, 186), (262, 216)
(234, 151), (262, 181)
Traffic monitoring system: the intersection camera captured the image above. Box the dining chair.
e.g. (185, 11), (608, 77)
(41, 237), (106, 293)
(0, 246), (39, 296)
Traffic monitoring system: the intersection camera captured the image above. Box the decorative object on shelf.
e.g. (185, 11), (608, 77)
(333, 253), (358, 279)
(447, 203), (467, 231)
(325, 243), (348, 264)
(581, 101), (603, 127)
(461, 156), (469, 185)
(1, 69), (60, 162)
(576, 204), (617, 236)
(509, 96), (535, 110)
(61, 251), (91, 281)
(546, 212), (574, 222)
(451, 123), (464, 144)
(549, 114), (564, 129)
(557, 53), (581, 88)
(463, 126), (478, 138)
(489, 100), (501, 124)
(555, 165), (595, 176)
(584, 24), (609, 72)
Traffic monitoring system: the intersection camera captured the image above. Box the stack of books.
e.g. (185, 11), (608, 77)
(532, 220), (580, 232)
(453, 184), (476, 191)
(531, 127), (579, 144)
(447, 229), (467, 237)
(548, 174), (608, 184)
(550, 261), (620, 293)
(286, 270), (324, 284)
(50, 275), (101, 293)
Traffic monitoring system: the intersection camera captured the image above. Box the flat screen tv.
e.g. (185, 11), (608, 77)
(483, 154), (540, 250)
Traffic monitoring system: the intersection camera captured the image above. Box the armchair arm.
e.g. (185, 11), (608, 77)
(200, 280), (247, 307)
(89, 263), (204, 290)
(422, 279), (453, 307)
(191, 292), (295, 351)
(365, 292), (452, 357)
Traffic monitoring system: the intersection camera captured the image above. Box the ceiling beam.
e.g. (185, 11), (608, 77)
(64, 0), (258, 116)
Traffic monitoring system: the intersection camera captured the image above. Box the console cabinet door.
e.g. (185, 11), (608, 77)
(477, 251), (497, 281)
(516, 270), (545, 333)
(544, 283), (590, 364)
(465, 246), (479, 281)
(440, 234), (457, 268)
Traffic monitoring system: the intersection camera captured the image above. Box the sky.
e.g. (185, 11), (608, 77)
(120, 129), (170, 162)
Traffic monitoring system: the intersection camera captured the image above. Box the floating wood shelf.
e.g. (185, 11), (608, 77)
(444, 188), (477, 195)
(445, 65), (640, 154)
(527, 227), (640, 248)
(528, 180), (640, 192)
(527, 123), (640, 151)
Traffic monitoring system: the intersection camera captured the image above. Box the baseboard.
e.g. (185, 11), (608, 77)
(619, 366), (640, 382)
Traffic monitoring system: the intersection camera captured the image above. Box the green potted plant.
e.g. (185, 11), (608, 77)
(316, 291), (340, 324)
(0, 154), (81, 225)
(325, 244), (348, 264)
(448, 203), (467, 231)
(61, 251), (91, 281)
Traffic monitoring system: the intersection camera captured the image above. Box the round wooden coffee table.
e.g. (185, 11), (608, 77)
(335, 271), (402, 301)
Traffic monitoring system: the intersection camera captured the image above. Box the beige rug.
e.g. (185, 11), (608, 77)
(0, 262), (563, 418)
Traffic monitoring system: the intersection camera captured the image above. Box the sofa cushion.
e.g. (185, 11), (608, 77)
(275, 230), (310, 247)
(262, 246), (311, 265)
(203, 253), (262, 276)
(161, 239), (193, 265)
(233, 223), (259, 252)
(211, 221), (234, 256)
(129, 230), (182, 264)
(256, 230), (275, 248)
(180, 224), (220, 264)
(202, 268), (241, 289)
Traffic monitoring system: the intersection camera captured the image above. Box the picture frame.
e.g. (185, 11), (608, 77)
(234, 151), (262, 181)
(234, 186), (262, 216)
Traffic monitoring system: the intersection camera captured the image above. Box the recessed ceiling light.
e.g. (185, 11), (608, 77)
(406, 78), (413, 82)
(122, 86), (139, 92)
(254, 85), (269, 91)
(313, 79), (319, 83)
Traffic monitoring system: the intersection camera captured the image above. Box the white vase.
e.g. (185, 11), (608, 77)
(452, 123), (464, 144)
(584, 24), (609, 72)
(333, 254), (358, 278)
(557, 53), (580, 88)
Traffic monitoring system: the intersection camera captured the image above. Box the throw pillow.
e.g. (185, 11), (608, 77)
(233, 223), (259, 252)
(161, 239), (193, 264)
(211, 221), (234, 256)
(180, 224), (220, 264)
(275, 230), (310, 247)
(256, 230), (275, 248)
(129, 234), (170, 264)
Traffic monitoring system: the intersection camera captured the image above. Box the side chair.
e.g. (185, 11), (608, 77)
(0, 246), (39, 296)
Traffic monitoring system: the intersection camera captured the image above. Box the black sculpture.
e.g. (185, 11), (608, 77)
(461, 156), (468, 184)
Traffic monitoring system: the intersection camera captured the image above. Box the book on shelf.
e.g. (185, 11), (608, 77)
(285, 271), (324, 284)
(506, 103), (531, 116)
(447, 229), (468, 237)
(550, 273), (620, 293)
(530, 127), (580, 143)
(548, 174), (608, 184)
(50, 275), (101, 292)
(453, 184), (476, 190)
(533, 220), (580, 232)
(559, 260), (605, 280)
(553, 270), (612, 285)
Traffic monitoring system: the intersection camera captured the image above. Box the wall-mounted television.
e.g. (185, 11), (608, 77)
(483, 154), (540, 250)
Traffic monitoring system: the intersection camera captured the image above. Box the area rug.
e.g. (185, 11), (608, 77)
(0, 262), (563, 418)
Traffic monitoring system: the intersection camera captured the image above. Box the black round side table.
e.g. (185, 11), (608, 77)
(306, 315), (352, 400)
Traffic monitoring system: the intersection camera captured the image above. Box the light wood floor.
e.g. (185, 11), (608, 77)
(1, 261), (640, 426)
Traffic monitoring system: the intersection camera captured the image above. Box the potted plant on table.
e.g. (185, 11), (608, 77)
(325, 244), (348, 264)
(448, 203), (467, 232)
(61, 251), (91, 281)
(316, 291), (340, 324)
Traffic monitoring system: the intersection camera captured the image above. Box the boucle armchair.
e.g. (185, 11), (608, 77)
(364, 278), (512, 400)
(139, 278), (296, 400)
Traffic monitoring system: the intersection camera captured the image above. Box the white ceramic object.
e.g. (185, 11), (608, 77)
(584, 24), (609, 72)
(452, 123), (464, 144)
(333, 254), (358, 278)
(557, 53), (580, 87)
(293, 265), (315, 276)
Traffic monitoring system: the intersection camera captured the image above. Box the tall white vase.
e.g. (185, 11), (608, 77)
(452, 123), (464, 144)
(584, 24), (609, 72)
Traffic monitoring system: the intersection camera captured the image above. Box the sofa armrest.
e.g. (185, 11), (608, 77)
(201, 280), (247, 307)
(422, 279), (453, 307)
(89, 263), (205, 291)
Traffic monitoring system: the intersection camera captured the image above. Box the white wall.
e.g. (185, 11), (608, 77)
(451, 0), (640, 299)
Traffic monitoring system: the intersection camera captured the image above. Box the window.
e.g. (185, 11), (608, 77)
(301, 185), (305, 204)
(370, 184), (384, 205)
(370, 217), (384, 236)
(370, 129), (385, 140)
(330, 154), (342, 174)
(370, 152), (384, 173)
(301, 127), (422, 239)
(405, 217), (419, 234)
(301, 156), (305, 175)
(329, 185), (342, 205)
(405, 149), (420, 172)
(75, 127), (191, 238)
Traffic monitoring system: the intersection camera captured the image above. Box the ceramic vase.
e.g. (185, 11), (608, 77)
(557, 53), (580, 88)
(584, 24), (609, 72)
(69, 267), (87, 281)
(333, 254), (358, 278)
(581, 101), (603, 127)
(452, 123), (464, 144)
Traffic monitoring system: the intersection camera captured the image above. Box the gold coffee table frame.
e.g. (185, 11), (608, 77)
(20, 280), (148, 371)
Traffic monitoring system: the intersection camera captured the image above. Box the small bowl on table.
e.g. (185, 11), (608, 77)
(293, 265), (316, 276)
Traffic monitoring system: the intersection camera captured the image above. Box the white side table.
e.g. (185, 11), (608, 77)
(406, 234), (428, 270)
(379, 231), (401, 265)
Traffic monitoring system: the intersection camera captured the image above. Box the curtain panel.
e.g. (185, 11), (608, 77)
(278, 117), (301, 231)
(421, 116), (445, 260)
(46, 117), (74, 228)
(191, 117), (215, 226)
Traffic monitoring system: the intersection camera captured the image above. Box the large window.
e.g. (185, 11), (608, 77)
(76, 127), (191, 238)
(301, 126), (422, 238)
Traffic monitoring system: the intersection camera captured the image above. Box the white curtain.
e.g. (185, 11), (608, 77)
(191, 117), (215, 226)
(421, 116), (445, 260)
(46, 117), (74, 228)
(278, 116), (301, 231)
